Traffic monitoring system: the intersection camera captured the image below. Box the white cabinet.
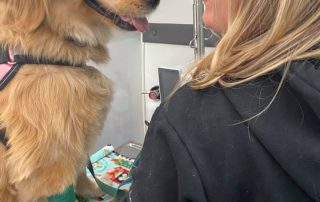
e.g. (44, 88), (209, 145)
(142, 0), (195, 133)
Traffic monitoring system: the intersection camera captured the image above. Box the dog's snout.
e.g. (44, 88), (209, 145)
(146, 0), (160, 8)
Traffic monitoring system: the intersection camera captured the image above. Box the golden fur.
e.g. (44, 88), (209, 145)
(0, 0), (154, 201)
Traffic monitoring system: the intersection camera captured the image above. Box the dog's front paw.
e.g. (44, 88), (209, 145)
(75, 173), (107, 199)
(77, 184), (106, 199)
(87, 182), (105, 198)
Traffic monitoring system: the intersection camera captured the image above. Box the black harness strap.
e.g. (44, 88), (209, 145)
(0, 129), (7, 146)
(0, 63), (23, 91)
(0, 49), (84, 91)
(0, 48), (84, 148)
(14, 55), (83, 67)
(0, 49), (9, 63)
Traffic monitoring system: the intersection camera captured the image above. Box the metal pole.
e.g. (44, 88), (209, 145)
(193, 0), (205, 59)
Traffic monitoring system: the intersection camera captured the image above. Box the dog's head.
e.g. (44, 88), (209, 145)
(0, 0), (159, 63)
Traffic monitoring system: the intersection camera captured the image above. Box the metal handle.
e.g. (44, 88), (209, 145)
(142, 86), (161, 101)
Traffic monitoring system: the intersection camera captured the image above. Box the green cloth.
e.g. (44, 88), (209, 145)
(47, 185), (76, 202)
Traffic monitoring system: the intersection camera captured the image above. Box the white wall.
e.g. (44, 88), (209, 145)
(149, 0), (194, 24)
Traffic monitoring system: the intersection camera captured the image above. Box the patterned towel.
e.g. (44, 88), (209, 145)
(82, 145), (135, 202)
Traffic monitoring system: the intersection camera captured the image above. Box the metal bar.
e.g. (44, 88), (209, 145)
(193, 0), (205, 59)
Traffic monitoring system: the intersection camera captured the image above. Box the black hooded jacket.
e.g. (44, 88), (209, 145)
(126, 59), (320, 202)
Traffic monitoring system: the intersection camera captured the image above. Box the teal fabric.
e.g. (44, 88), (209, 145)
(47, 185), (76, 202)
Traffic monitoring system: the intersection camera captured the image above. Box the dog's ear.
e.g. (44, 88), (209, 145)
(1, 0), (48, 32)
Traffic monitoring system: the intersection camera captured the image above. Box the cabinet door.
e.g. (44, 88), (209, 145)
(143, 0), (195, 128)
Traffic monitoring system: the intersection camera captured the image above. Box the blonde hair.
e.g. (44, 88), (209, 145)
(189, 0), (320, 89)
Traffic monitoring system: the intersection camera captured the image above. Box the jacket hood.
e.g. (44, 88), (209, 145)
(223, 59), (320, 201)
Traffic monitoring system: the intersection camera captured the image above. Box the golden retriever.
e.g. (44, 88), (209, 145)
(0, 0), (159, 201)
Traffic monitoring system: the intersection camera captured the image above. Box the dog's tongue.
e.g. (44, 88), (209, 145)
(131, 17), (149, 32)
(120, 16), (149, 32)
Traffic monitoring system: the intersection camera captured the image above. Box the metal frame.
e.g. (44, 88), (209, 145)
(142, 1), (211, 59)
